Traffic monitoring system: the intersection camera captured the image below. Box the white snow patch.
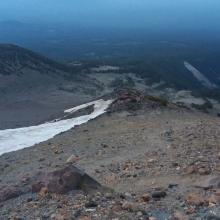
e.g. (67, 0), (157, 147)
(91, 65), (120, 72)
(184, 61), (217, 89)
(0, 99), (113, 156)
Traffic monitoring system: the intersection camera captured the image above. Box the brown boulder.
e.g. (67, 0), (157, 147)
(32, 165), (101, 194)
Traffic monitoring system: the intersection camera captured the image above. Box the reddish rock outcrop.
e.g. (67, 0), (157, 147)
(32, 165), (101, 194)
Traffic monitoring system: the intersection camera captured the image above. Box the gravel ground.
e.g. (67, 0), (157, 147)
(0, 103), (220, 219)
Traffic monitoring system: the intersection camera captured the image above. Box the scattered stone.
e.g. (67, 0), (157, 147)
(151, 190), (167, 199)
(85, 200), (98, 208)
(184, 165), (198, 175)
(38, 158), (45, 162)
(78, 217), (92, 220)
(121, 201), (139, 212)
(0, 186), (22, 203)
(172, 212), (189, 220)
(124, 192), (132, 198)
(194, 176), (220, 189)
(186, 193), (206, 206)
(38, 187), (48, 197)
(141, 193), (151, 202)
(136, 211), (143, 217)
(51, 213), (68, 220)
(105, 192), (113, 199)
(198, 167), (211, 175)
(27, 197), (33, 202)
(54, 149), (63, 154)
(66, 154), (80, 164)
(206, 214), (220, 220)
(101, 143), (109, 148)
(207, 194), (220, 204)
(168, 183), (178, 189)
(148, 159), (156, 164)
(104, 173), (118, 185)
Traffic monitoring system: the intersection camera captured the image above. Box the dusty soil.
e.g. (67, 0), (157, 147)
(0, 103), (220, 219)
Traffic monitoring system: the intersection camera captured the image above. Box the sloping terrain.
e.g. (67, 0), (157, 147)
(1, 44), (220, 129)
(0, 91), (219, 219)
(0, 44), (105, 129)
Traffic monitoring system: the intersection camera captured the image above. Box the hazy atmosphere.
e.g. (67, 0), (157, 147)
(1, 0), (220, 30)
(1, 1), (220, 219)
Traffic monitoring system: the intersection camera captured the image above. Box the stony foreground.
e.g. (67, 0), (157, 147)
(0, 92), (220, 220)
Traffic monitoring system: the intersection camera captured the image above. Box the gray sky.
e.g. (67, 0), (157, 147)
(0, 0), (220, 30)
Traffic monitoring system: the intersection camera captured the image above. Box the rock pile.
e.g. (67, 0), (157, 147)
(109, 89), (145, 112)
(109, 88), (169, 113)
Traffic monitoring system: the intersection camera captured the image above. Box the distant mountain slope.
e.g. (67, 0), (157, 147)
(0, 44), (75, 76)
(0, 44), (102, 129)
(0, 44), (220, 128)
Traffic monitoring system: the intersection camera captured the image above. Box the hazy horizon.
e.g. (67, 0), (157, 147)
(0, 0), (220, 32)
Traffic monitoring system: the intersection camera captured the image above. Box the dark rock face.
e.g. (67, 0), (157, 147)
(32, 165), (101, 194)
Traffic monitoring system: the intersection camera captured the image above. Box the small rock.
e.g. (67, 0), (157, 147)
(186, 207), (196, 214)
(148, 159), (156, 163)
(39, 187), (48, 196)
(54, 149), (63, 154)
(168, 183), (178, 189)
(206, 194), (220, 204)
(101, 143), (109, 148)
(78, 217), (92, 220)
(184, 165), (198, 175)
(104, 174), (118, 185)
(186, 193), (206, 206)
(66, 154), (80, 164)
(215, 189), (220, 196)
(122, 201), (139, 212)
(151, 190), (167, 199)
(51, 213), (67, 220)
(141, 193), (151, 202)
(105, 192), (113, 199)
(124, 192), (132, 198)
(27, 197), (33, 202)
(206, 214), (220, 220)
(198, 167), (211, 175)
(172, 212), (189, 220)
(85, 200), (98, 208)
(136, 211), (143, 217)
(38, 158), (45, 162)
(194, 175), (220, 189)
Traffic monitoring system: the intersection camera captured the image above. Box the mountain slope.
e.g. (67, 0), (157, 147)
(0, 44), (102, 129)
(0, 90), (219, 219)
(1, 44), (220, 129)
